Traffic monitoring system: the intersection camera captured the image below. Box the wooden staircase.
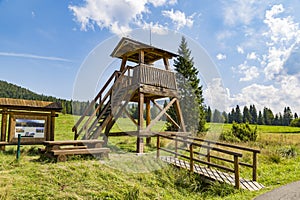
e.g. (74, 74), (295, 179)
(72, 66), (135, 141)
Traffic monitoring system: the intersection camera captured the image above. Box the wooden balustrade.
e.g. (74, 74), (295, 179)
(156, 133), (260, 189)
(133, 64), (177, 90)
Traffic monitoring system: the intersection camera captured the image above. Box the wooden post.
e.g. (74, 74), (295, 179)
(253, 152), (257, 181)
(50, 111), (56, 141)
(234, 155), (240, 189)
(156, 135), (160, 159)
(190, 144), (194, 173)
(163, 57), (170, 71)
(175, 135), (178, 158)
(146, 99), (151, 145)
(137, 92), (144, 153)
(207, 141), (211, 168)
(120, 56), (127, 72)
(139, 50), (144, 64)
(0, 108), (8, 151)
(174, 98), (186, 132)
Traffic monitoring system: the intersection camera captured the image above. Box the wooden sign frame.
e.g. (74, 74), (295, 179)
(8, 113), (49, 143)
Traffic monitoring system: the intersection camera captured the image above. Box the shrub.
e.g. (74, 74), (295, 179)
(219, 130), (241, 143)
(290, 118), (300, 127)
(220, 123), (257, 142)
(231, 122), (257, 142)
(277, 145), (298, 158)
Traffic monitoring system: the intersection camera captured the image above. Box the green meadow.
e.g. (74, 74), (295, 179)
(1, 114), (300, 199)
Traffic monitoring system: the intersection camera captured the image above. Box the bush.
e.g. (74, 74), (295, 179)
(220, 123), (257, 142)
(231, 122), (257, 142)
(290, 118), (300, 127)
(219, 130), (240, 143)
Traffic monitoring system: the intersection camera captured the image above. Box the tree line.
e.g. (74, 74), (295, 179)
(0, 80), (90, 115)
(206, 105), (298, 126)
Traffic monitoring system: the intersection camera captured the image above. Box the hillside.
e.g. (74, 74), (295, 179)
(0, 80), (88, 115)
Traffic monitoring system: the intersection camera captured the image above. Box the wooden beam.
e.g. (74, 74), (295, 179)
(146, 99), (151, 145)
(145, 98), (176, 132)
(174, 98), (186, 132)
(120, 56), (127, 72)
(137, 92), (144, 153)
(152, 100), (180, 129)
(163, 57), (170, 71)
(139, 50), (144, 64)
(0, 108), (7, 150)
(50, 111), (56, 141)
(124, 108), (138, 126)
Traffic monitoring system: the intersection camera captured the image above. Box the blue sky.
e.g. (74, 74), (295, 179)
(1, 0), (300, 114)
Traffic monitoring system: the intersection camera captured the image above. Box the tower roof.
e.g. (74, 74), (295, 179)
(110, 37), (177, 64)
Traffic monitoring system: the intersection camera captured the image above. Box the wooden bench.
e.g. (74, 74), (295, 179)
(41, 140), (109, 162)
(51, 148), (110, 162)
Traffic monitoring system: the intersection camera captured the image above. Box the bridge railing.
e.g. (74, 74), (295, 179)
(156, 133), (260, 189)
(183, 136), (260, 182)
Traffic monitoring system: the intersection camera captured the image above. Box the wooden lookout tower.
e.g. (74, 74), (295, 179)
(73, 37), (186, 153)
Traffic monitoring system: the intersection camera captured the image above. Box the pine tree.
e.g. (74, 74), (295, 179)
(283, 107), (293, 126)
(206, 106), (212, 122)
(258, 111), (264, 125)
(249, 105), (258, 124)
(235, 105), (242, 123)
(222, 111), (228, 123)
(167, 36), (206, 132)
(243, 106), (252, 123)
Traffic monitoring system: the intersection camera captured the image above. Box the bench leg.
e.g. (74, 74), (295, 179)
(57, 154), (67, 162)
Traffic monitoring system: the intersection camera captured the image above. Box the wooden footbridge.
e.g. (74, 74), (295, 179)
(156, 133), (264, 190)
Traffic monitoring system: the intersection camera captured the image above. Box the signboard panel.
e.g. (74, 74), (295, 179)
(9, 114), (48, 143)
(15, 119), (45, 138)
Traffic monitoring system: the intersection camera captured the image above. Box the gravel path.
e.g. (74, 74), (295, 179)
(254, 181), (300, 200)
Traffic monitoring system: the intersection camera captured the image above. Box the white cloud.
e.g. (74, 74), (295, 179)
(237, 61), (259, 81)
(222, 0), (265, 26)
(69, 0), (180, 36)
(162, 9), (194, 30)
(0, 52), (72, 62)
(69, 0), (149, 35)
(216, 53), (226, 60)
(203, 78), (230, 111)
(237, 46), (244, 54)
(262, 4), (300, 80)
(139, 21), (169, 35)
(148, 0), (177, 7)
(247, 52), (257, 60)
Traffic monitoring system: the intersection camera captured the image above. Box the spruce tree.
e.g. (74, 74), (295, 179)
(243, 106), (252, 123)
(235, 105), (242, 123)
(167, 36), (206, 132)
(206, 106), (212, 122)
(258, 111), (264, 125)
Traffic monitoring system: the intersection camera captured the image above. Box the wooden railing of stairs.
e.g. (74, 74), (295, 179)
(72, 66), (135, 141)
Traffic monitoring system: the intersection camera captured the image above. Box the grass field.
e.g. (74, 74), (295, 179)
(1, 114), (300, 199)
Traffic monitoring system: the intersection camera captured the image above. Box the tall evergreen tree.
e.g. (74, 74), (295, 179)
(222, 111), (228, 123)
(212, 109), (223, 123)
(243, 106), (252, 123)
(206, 106), (212, 122)
(249, 105), (258, 124)
(258, 111), (264, 125)
(263, 107), (274, 125)
(283, 107), (293, 126)
(167, 36), (206, 132)
(235, 105), (242, 123)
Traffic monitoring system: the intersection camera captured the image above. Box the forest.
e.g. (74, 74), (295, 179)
(206, 105), (299, 126)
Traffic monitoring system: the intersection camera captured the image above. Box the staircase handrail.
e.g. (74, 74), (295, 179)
(72, 66), (134, 139)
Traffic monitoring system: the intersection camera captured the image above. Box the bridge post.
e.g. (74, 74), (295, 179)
(156, 135), (160, 159)
(253, 152), (257, 181)
(189, 144), (194, 173)
(207, 141), (211, 168)
(234, 155), (240, 189)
